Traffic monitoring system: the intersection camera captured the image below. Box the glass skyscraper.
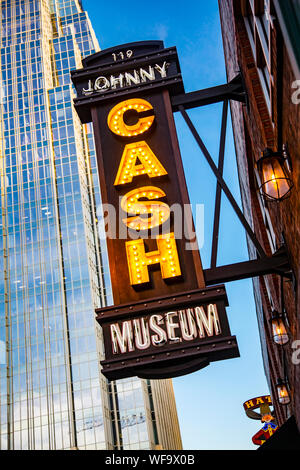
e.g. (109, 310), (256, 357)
(0, 0), (182, 450)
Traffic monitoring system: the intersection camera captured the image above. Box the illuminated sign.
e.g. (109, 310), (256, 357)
(71, 41), (239, 380)
(81, 62), (170, 95)
(98, 287), (238, 380)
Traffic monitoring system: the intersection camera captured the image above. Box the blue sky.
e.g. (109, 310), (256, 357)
(83, 0), (270, 450)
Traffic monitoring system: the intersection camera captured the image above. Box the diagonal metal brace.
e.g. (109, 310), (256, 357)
(179, 105), (267, 259)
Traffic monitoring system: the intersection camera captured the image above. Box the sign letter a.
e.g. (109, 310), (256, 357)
(114, 141), (168, 186)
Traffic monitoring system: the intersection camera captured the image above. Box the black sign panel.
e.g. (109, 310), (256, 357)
(71, 41), (239, 380)
(71, 41), (184, 123)
(97, 285), (239, 380)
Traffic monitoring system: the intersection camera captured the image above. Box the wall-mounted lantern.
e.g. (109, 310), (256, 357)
(276, 378), (291, 405)
(271, 310), (289, 345)
(257, 147), (293, 202)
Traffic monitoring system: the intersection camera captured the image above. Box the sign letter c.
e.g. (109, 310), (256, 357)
(107, 98), (155, 137)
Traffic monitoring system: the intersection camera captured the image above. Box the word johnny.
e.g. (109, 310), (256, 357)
(110, 303), (221, 355)
(82, 62), (169, 95)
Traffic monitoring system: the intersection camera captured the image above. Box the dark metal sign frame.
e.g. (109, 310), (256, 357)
(71, 40), (291, 381)
(72, 58), (291, 285)
(97, 285), (238, 380)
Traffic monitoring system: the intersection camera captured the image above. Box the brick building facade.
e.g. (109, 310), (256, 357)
(218, 0), (300, 442)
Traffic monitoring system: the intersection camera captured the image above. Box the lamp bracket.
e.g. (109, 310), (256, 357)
(203, 246), (292, 286)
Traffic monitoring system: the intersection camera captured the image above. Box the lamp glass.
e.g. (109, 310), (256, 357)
(260, 156), (292, 201)
(271, 317), (289, 345)
(276, 382), (290, 405)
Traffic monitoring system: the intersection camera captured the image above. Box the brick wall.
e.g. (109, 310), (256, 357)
(218, 0), (300, 432)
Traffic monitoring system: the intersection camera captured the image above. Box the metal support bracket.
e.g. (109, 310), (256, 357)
(179, 104), (267, 259)
(172, 73), (292, 283)
(204, 247), (292, 286)
(171, 74), (247, 112)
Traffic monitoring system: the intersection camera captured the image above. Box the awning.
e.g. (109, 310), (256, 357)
(258, 416), (300, 450)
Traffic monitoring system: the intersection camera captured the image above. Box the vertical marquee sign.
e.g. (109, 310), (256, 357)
(71, 41), (239, 380)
